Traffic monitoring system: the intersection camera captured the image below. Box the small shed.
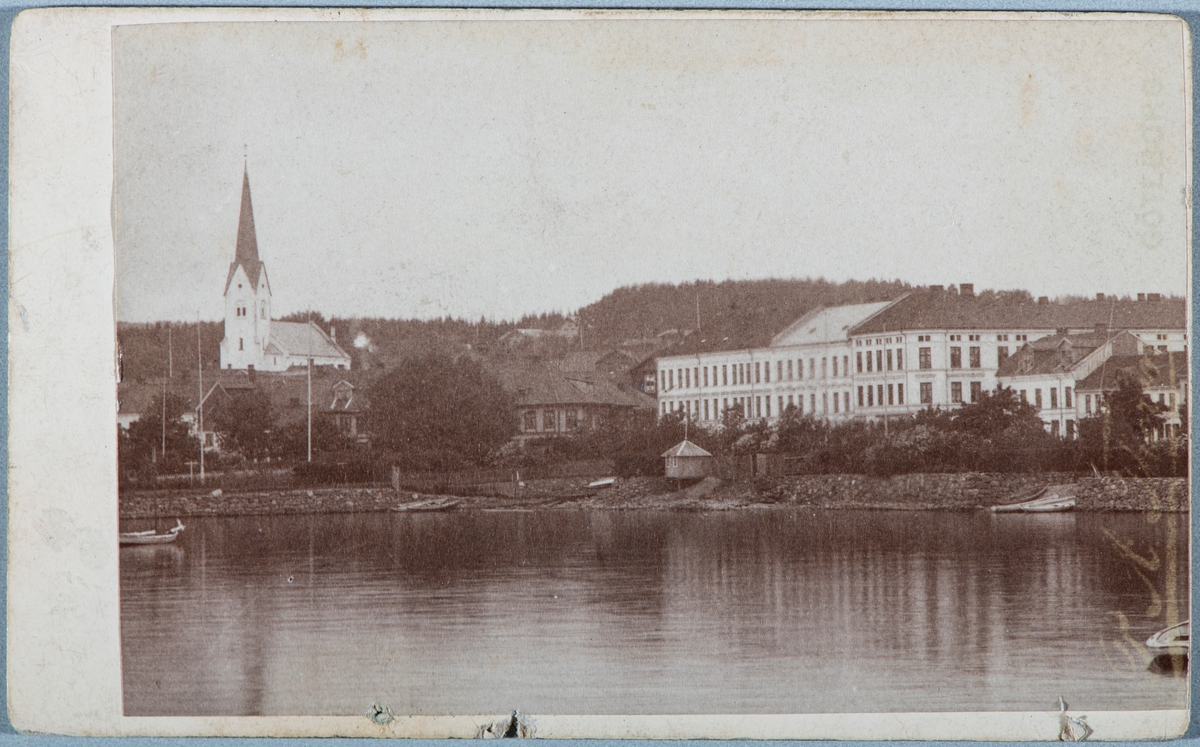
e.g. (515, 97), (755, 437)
(661, 440), (713, 479)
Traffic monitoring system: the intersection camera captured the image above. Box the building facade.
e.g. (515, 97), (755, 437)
(656, 285), (1186, 430)
(219, 167), (352, 372)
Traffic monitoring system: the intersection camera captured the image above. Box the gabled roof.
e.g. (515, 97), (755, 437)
(489, 361), (654, 409)
(850, 287), (1185, 335)
(770, 301), (897, 347)
(661, 440), (712, 458)
(223, 167), (270, 295)
(270, 321), (351, 362)
(1075, 350), (1189, 393)
(997, 330), (1143, 378)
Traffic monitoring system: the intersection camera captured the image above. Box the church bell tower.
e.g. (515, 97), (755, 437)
(219, 166), (272, 369)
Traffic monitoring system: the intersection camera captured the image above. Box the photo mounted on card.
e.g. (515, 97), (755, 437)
(7, 7), (1191, 739)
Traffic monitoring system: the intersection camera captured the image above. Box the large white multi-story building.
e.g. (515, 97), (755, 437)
(656, 284), (1186, 428)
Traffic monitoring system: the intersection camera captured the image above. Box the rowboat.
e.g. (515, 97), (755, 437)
(120, 519), (185, 545)
(990, 486), (1077, 513)
(1146, 621), (1190, 656)
(587, 477), (616, 489)
(393, 497), (460, 512)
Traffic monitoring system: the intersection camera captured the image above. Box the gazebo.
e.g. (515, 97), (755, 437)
(661, 440), (713, 479)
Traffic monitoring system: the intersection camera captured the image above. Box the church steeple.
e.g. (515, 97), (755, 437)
(224, 165), (267, 294)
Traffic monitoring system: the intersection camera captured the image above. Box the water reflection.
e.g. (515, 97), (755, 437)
(121, 509), (1188, 716)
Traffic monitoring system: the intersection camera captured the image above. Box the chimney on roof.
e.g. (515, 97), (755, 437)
(1137, 293), (1146, 302)
(1096, 293), (1106, 301)
(1037, 296), (1049, 305)
(1094, 323), (1108, 337)
(1147, 293), (1162, 303)
(247, 364), (256, 383)
(960, 283), (974, 296)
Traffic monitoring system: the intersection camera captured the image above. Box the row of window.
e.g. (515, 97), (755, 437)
(660, 355), (853, 391)
(661, 390), (855, 420)
(234, 304), (268, 319)
(521, 409), (584, 432)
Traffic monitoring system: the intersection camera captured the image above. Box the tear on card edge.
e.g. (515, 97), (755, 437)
(6, 6), (1192, 738)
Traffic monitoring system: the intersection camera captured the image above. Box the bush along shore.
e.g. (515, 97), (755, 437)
(119, 472), (1187, 519)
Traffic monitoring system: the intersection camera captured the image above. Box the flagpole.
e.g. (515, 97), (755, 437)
(198, 321), (205, 483)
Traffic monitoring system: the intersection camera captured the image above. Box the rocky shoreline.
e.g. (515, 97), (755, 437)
(119, 472), (1188, 519)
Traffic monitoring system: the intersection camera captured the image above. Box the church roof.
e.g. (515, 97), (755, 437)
(224, 167), (269, 295)
(270, 321), (352, 361)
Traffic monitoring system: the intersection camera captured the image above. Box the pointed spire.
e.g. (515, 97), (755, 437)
(235, 165), (260, 265)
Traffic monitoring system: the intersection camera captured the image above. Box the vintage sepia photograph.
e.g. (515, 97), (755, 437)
(19, 8), (1190, 737)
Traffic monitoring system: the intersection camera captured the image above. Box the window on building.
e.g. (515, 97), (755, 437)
(1034, 389), (1043, 409)
(950, 382), (963, 403)
(723, 397), (729, 413)
(896, 349), (903, 370)
(703, 400), (710, 420)
(876, 350), (883, 372)
(755, 397), (761, 417)
(832, 357), (838, 377)
(886, 350), (893, 371)
(1158, 393), (1166, 405)
(810, 393), (816, 413)
(694, 367), (699, 387)
(969, 346), (981, 369)
(703, 368), (709, 387)
(1064, 387), (1073, 409)
(897, 384), (904, 404)
(1050, 388), (1058, 408)
(866, 352), (873, 373)
(685, 369), (691, 388)
(1157, 333), (1168, 340)
(524, 410), (537, 430)
(919, 347), (932, 369)
(565, 410), (580, 431)
(821, 358), (828, 378)
(950, 334), (962, 341)
(843, 392), (850, 411)
(970, 381), (982, 403)
(877, 384), (884, 407)
(833, 393), (839, 413)
(858, 386), (864, 407)
(950, 347), (962, 369)
(843, 356), (849, 376)
(867, 386), (874, 407)
(796, 395), (802, 414)
(661, 403), (667, 416)
(1170, 392), (1177, 408)
(239, 338), (244, 351)
(722, 365), (728, 386)
(969, 334), (980, 342)
(787, 360), (793, 380)
(1066, 420), (1075, 439)
(920, 382), (933, 404)
(755, 362), (761, 384)
(669, 370), (674, 390)
(822, 392), (829, 413)
(857, 352), (863, 373)
(777, 361), (783, 381)
(1051, 420), (1060, 437)
(887, 384), (894, 405)
(778, 396), (784, 415)
(543, 410), (557, 431)
(260, 304), (266, 319)
(788, 394), (794, 409)
(1020, 389), (1027, 404)
(797, 360), (804, 380)
(997, 346), (1009, 366)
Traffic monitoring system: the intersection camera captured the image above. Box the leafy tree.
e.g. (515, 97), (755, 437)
(1079, 372), (1170, 475)
(951, 387), (1041, 437)
(122, 392), (195, 472)
(210, 389), (276, 460)
(369, 354), (515, 471)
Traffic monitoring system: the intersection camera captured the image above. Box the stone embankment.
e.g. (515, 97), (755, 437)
(120, 472), (1187, 519)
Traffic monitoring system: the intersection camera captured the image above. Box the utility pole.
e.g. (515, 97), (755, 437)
(307, 356), (313, 462)
(161, 378), (167, 460)
(197, 321), (205, 483)
(167, 324), (173, 379)
(696, 293), (701, 332)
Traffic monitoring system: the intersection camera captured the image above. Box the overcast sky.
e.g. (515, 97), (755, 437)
(113, 15), (1190, 323)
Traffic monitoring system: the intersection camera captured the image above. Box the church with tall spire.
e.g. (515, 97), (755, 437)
(219, 166), (351, 372)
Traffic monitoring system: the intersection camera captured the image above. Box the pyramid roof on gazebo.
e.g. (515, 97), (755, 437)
(661, 440), (713, 459)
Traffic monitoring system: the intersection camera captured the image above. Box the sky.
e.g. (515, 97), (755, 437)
(112, 14), (1191, 323)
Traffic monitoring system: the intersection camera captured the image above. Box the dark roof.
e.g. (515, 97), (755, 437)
(256, 371), (372, 427)
(850, 288), (1185, 335)
(224, 167), (267, 294)
(662, 440), (712, 458)
(489, 361), (654, 409)
(117, 379), (200, 416)
(1075, 350), (1189, 393)
(997, 332), (1109, 378)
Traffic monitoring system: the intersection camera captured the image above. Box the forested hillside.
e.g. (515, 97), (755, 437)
(118, 277), (915, 380)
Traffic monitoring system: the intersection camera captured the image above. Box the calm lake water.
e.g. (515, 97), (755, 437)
(121, 508), (1188, 716)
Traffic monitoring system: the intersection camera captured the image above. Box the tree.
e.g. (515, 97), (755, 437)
(369, 354), (516, 471)
(210, 389), (276, 460)
(1079, 372), (1170, 475)
(122, 392), (195, 473)
(951, 386), (1041, 437)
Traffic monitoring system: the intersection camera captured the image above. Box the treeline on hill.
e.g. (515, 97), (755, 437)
(116, 277), (916, 380)
(511, 379), (1187, 479)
